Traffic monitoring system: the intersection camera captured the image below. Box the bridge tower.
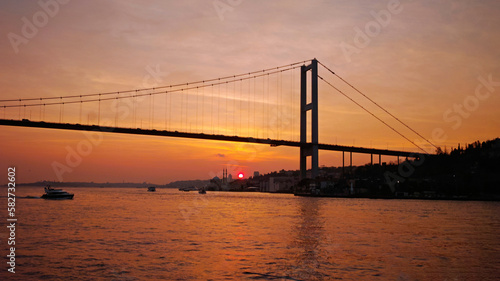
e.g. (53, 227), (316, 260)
(300, 59), (319, 180)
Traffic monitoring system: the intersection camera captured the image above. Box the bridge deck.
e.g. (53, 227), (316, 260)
(0, 119), (423, 157)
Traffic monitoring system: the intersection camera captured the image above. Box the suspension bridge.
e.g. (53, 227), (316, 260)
(0, 59), (436, 179)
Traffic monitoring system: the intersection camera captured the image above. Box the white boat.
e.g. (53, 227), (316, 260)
(41, 185), (74, 200)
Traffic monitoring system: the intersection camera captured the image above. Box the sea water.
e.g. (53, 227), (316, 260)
(1, 187), (499, 280)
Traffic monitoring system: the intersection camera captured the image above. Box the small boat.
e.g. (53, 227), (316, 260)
(179, 186), (198, 192)
(41, 185), (74, 200)
(198, 187), (206, 194)
(147, 186), (156, 192)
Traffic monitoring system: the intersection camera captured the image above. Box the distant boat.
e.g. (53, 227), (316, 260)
(179, 186), (198, 192)
(41, 185), (74, 200)
(147, 186), (156, 192)
(198, 187), (206, 194)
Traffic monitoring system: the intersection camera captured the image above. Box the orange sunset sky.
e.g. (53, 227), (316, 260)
(1, 0), (499, 185)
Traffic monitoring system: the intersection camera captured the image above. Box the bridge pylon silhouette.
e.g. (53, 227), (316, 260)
(300, 59), (319, 180)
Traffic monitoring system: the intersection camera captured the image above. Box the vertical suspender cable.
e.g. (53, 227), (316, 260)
(248, 77), (251, 137)
(253, 76), (256, 137)
(169, 92), (172, 131)
(276, 72), (279, 139)
(217, 83), (220, 134)
(133, 93), (136, 128)
(150, 94), (153, 129)
(186, 89), (189, 132)
(182, 90), (185, 131)
(79, 98), (82, 124)
(225, 82), (228, 134)
(211, 84), (214, 134)
(196, 86), (199, 133)
(290, 68), (294, 141)
(239, 79), (242, 136)
(262, 75), (265, 138)
(115, 94), (118, 127)
(164, 93), (169, 130)
(201, 84), (205, 133)
(266, 74), (270, 138)
(98, 95), (101, 126)
(233, 80), (236, 135)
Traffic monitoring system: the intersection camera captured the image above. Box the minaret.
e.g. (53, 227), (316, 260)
(222, 168), (228, 190)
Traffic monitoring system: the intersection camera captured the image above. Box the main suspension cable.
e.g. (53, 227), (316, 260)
(0, 60), (312, 103)
(319, 75), (428, 154)
(318, 60), (437, 150)
(1, 66), (300, 108)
